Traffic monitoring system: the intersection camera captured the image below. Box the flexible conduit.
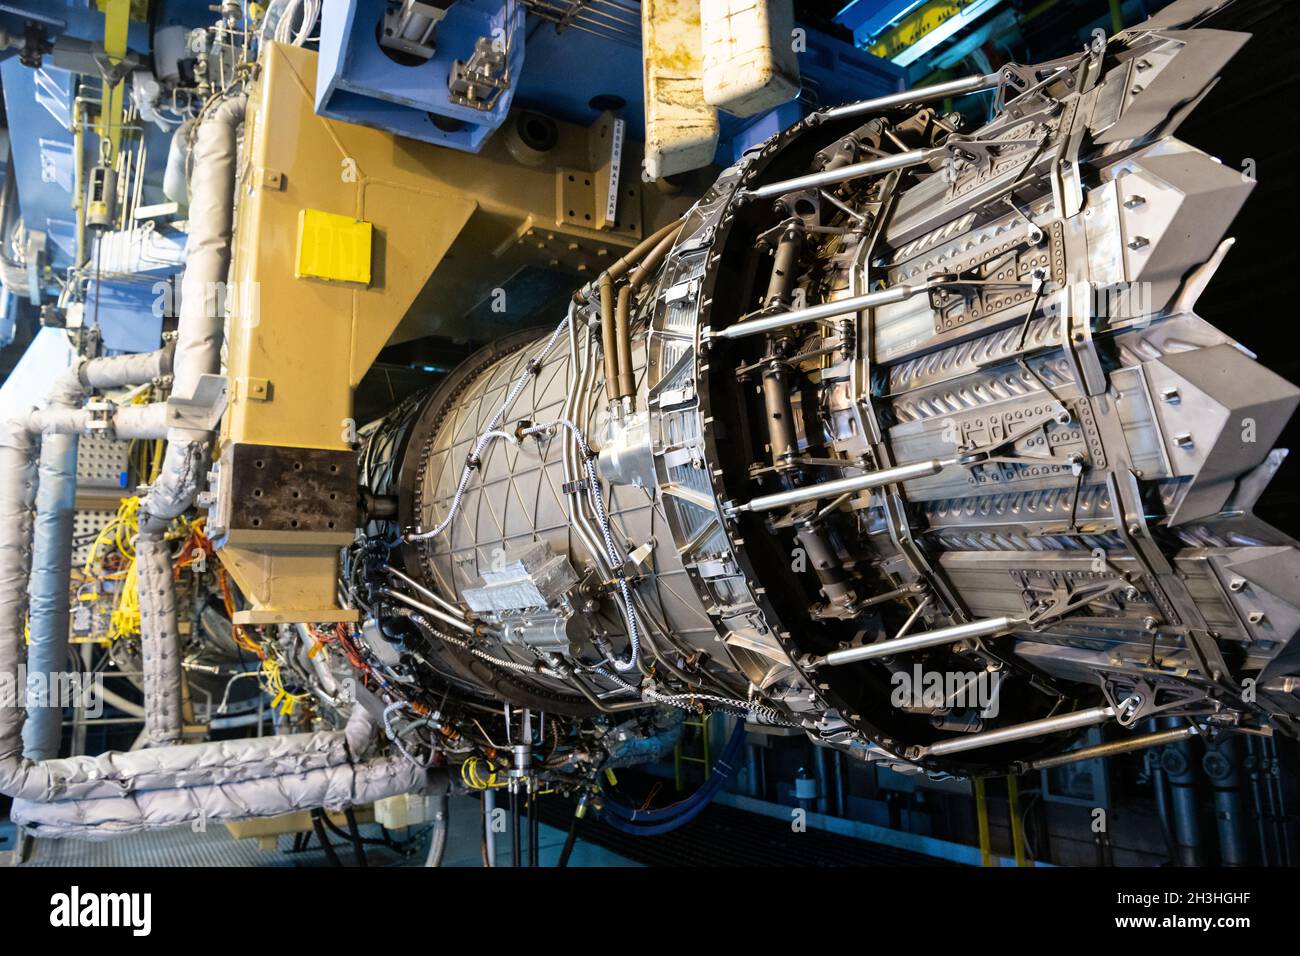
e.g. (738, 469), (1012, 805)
(599, 718), (747, 835)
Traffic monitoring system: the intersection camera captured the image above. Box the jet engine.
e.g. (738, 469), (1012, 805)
(352, 15), (1300, 780)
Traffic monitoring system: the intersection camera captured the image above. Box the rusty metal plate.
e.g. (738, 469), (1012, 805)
(225, 443), (357, 534)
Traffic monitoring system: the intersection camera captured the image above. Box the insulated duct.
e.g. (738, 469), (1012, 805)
(20, 369), (84, 760)
(22, 433), (79, 759)
(20, 337), (179, 759)
(135, 93), (248, 745)
(141, 94), (246, 526)
(7, 707), (425, 839)
(137, 534), (182, 747)
(0, 91), (427, 838)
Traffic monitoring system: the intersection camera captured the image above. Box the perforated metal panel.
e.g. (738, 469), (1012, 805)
(76, 432), (130, 491)
(72, 508), (117, 567)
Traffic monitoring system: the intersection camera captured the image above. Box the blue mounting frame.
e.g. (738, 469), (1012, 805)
(316, 0), (525, 153)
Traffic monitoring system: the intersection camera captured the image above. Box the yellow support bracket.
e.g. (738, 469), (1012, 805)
(96, 0), (131, 164)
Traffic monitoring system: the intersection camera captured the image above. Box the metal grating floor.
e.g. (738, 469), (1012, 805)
(1, 796), (639, 868)
(6, 820), (425, 868)
(4, 794), (946, 867)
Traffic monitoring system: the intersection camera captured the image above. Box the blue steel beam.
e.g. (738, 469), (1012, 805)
(835, 0), (928, 47)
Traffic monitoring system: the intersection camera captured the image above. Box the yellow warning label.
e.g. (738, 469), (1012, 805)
(295, 208), (372, 285)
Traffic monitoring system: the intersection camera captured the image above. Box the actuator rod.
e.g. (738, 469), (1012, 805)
(1024, 725), (1198, 772)
(739, 148), (943, 202)
(727, 457), (954, 515)
(821, 73), (1000, 122)
(919, 706), (1116, 758)
(711, 280), (936, 340)
(820, 615), (1021, 667)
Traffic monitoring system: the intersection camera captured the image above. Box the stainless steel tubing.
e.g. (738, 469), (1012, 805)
(374, 588), (479, 636)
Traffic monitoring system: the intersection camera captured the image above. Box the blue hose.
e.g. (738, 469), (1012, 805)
(599, 719), (746, 835)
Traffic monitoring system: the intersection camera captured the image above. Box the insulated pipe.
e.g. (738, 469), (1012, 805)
(0, 92), (428, 836)
(0, 431), (37, 767)
(3, 703), (426, 837)
(141, 93), (247, 524)
(134, 93), (247, 746)
(295, 623), (342, 698)
(137, 532), (183, 746)
(77, 340), (174, 390)
(21, 429), (79, 759)
(820, 73), (1000, 122)
(727, 456), (954, 514)
(19, 365), (85, 760)
(11, 747), (424, 839)
(111, 402), (170, 440)
(819, 615), (1021, 667)
(162, 118), (193, 209)
(12, 344), (177, 760)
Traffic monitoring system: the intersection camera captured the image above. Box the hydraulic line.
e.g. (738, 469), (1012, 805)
(383, 565), (466, 620)
(375, 587), (480, 636)
(615, 222), (684, 408)
(737, 148), (944, 202)
(528, 787), (540, 867)
(403, 613), (562, 679)
(557, 796), (586, 867)
(599, 719), (747, 835)
(599, 272), (619, 402)
(510, 786), (522, 867)
(614, 283), (636, 403)
(310, 808), (343, 867)
(573, 218), (683, 304)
